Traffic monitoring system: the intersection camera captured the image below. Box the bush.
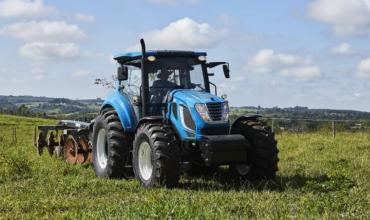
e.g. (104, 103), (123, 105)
(0, 146), (33, 182)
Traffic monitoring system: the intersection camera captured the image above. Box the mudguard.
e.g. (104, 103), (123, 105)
(231, 115), (261, 131)
(135, 116), (164, 131)
(101, 90), (138, 133)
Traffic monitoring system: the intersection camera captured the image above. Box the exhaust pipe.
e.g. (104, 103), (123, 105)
(140, 39), (149, 116)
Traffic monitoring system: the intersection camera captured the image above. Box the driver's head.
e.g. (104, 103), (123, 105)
(157, 69), (171, 80)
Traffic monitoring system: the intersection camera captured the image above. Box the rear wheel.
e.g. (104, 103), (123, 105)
(230, 118), (278, 180)
(92, 108), (131, 178)
(133, 123), (180, 188)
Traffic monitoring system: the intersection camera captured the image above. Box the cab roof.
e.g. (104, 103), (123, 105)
(113, 50), (207, 63)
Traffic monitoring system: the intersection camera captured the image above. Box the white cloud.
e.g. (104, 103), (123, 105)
(75, 13), (95, 22)
(308, 0), (370, 36)
(357, 57), (370, 77)
(18, 42), (80, 61)
(280, 66), (321, 80)
(248, 49), (320, 80)
(130, 17), (226, 50)
(331, 43), (352, 54)
(0, 0), (56, 17)
(1, 20), (85, 42)
(73, 70), (91, 78)
(248, 49), (312, 72)
(148, 0), (199, 5)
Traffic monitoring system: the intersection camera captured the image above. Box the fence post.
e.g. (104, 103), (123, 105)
(332, 121), (336, 138)
(12, 128), (15, 145)
(34, 127), (37, 147)
(11, 128), (17, 146)
(271, 119), (275, 133)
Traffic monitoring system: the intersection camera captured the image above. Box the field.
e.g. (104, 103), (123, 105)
(0, 114), (369, 219)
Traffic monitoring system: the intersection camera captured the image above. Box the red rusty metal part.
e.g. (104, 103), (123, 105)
(64, 135), (78, 164)
(79, 138), (92, 164)
(64, 135), (92, 164)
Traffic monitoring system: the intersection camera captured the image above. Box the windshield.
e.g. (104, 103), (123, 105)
(147, 57), (206, 92)
(122, 57), (207, 116)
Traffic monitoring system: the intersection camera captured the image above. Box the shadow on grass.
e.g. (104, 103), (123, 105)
(177, 170), (355, 193)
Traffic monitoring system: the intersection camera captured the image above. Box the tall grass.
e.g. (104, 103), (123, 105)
(0, 114), (369, 219)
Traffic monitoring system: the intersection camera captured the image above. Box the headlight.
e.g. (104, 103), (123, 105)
(198, 56), (206, 61)
(222, 101), (229, 121)
(147, 56), (156, 61)
(195, 103), (211, 122)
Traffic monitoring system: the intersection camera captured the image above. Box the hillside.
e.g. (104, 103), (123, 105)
(231, 106), (370, 121)
(0, 114), (369, 218)
(1, 95), (370, 122)
(0, 95), (103, 120)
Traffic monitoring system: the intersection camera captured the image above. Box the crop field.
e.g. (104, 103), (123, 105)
(0, 114), (369, 219)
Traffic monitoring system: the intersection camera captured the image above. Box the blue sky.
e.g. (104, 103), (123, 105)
(0, 0), (370, 111)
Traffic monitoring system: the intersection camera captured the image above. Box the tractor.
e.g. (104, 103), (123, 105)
(91, 39), (278, 187)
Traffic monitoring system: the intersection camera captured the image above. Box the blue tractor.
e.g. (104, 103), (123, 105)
(91, 39), (278, 187)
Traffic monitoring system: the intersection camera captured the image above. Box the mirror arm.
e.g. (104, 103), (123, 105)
(209, 82), (217, 96)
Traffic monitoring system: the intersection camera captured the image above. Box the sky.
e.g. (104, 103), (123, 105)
(0, 0), (370, 111)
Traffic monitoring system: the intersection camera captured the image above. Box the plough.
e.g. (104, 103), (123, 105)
(34, 120), (92, 164)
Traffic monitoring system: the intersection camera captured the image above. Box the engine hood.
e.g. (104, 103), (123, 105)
(170, 90), (225, 106)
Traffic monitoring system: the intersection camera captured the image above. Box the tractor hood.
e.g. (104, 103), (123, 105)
(168, 89), (230, 141)
(170, 90), (225, 106)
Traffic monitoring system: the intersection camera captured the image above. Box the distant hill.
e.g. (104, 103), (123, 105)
(231, 106), (370, 121)
(0, 95), (369, 122)
(0, 95), (103, 121)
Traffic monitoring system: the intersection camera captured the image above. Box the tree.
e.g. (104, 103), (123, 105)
(17, 104), (28, 116)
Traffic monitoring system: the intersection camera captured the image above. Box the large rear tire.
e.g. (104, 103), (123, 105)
(92, 108), (131, 178)
(230, 118), (278, 180)
(133, 123), (180, 188)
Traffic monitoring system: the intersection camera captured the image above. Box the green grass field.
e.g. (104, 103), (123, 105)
(0, 114), (369, 219)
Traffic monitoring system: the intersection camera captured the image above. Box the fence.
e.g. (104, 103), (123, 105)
(261, 117), (370, 137)
(0, 125), (35, 147)
(0, 118), (369, 147)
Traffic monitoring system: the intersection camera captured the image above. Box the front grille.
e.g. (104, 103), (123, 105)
(206, 102), (223, 121)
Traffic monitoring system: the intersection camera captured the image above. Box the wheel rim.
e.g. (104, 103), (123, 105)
(138, 141), (153, 181)
(235, 164), (251, 176)
(97, 129), (108, 169)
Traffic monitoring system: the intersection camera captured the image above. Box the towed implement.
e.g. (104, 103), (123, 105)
(35, 120), (92, 164)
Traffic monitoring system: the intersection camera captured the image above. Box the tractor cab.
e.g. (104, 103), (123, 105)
(114, 51), (230, 119)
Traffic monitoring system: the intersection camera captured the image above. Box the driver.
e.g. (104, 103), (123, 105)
(150, 69), (178, 115)
(152, 69), (178, 88)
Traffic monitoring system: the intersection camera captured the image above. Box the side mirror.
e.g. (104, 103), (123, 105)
(117, 66), (128, 81)
(223, 64), (230, 78)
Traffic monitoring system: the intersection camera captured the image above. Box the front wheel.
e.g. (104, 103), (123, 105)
(133, 123), (180, 188)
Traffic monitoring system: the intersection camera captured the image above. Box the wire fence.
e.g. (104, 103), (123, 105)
(0, 124), (36, 147)
(260, 117), (370, 137)
(0, 118), (370, 147)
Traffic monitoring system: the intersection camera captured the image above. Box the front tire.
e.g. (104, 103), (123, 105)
(230, 118), (278, 180)
(92, 108), (131, 178)
(133, 123), (180, 188)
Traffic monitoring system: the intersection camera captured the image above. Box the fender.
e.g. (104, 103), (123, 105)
(101, 90), (138, 133)
(231, 114), (261, 131)
(135, 116), (164, 132)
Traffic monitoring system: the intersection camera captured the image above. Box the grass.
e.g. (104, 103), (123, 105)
(0, 114), (369, 219)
